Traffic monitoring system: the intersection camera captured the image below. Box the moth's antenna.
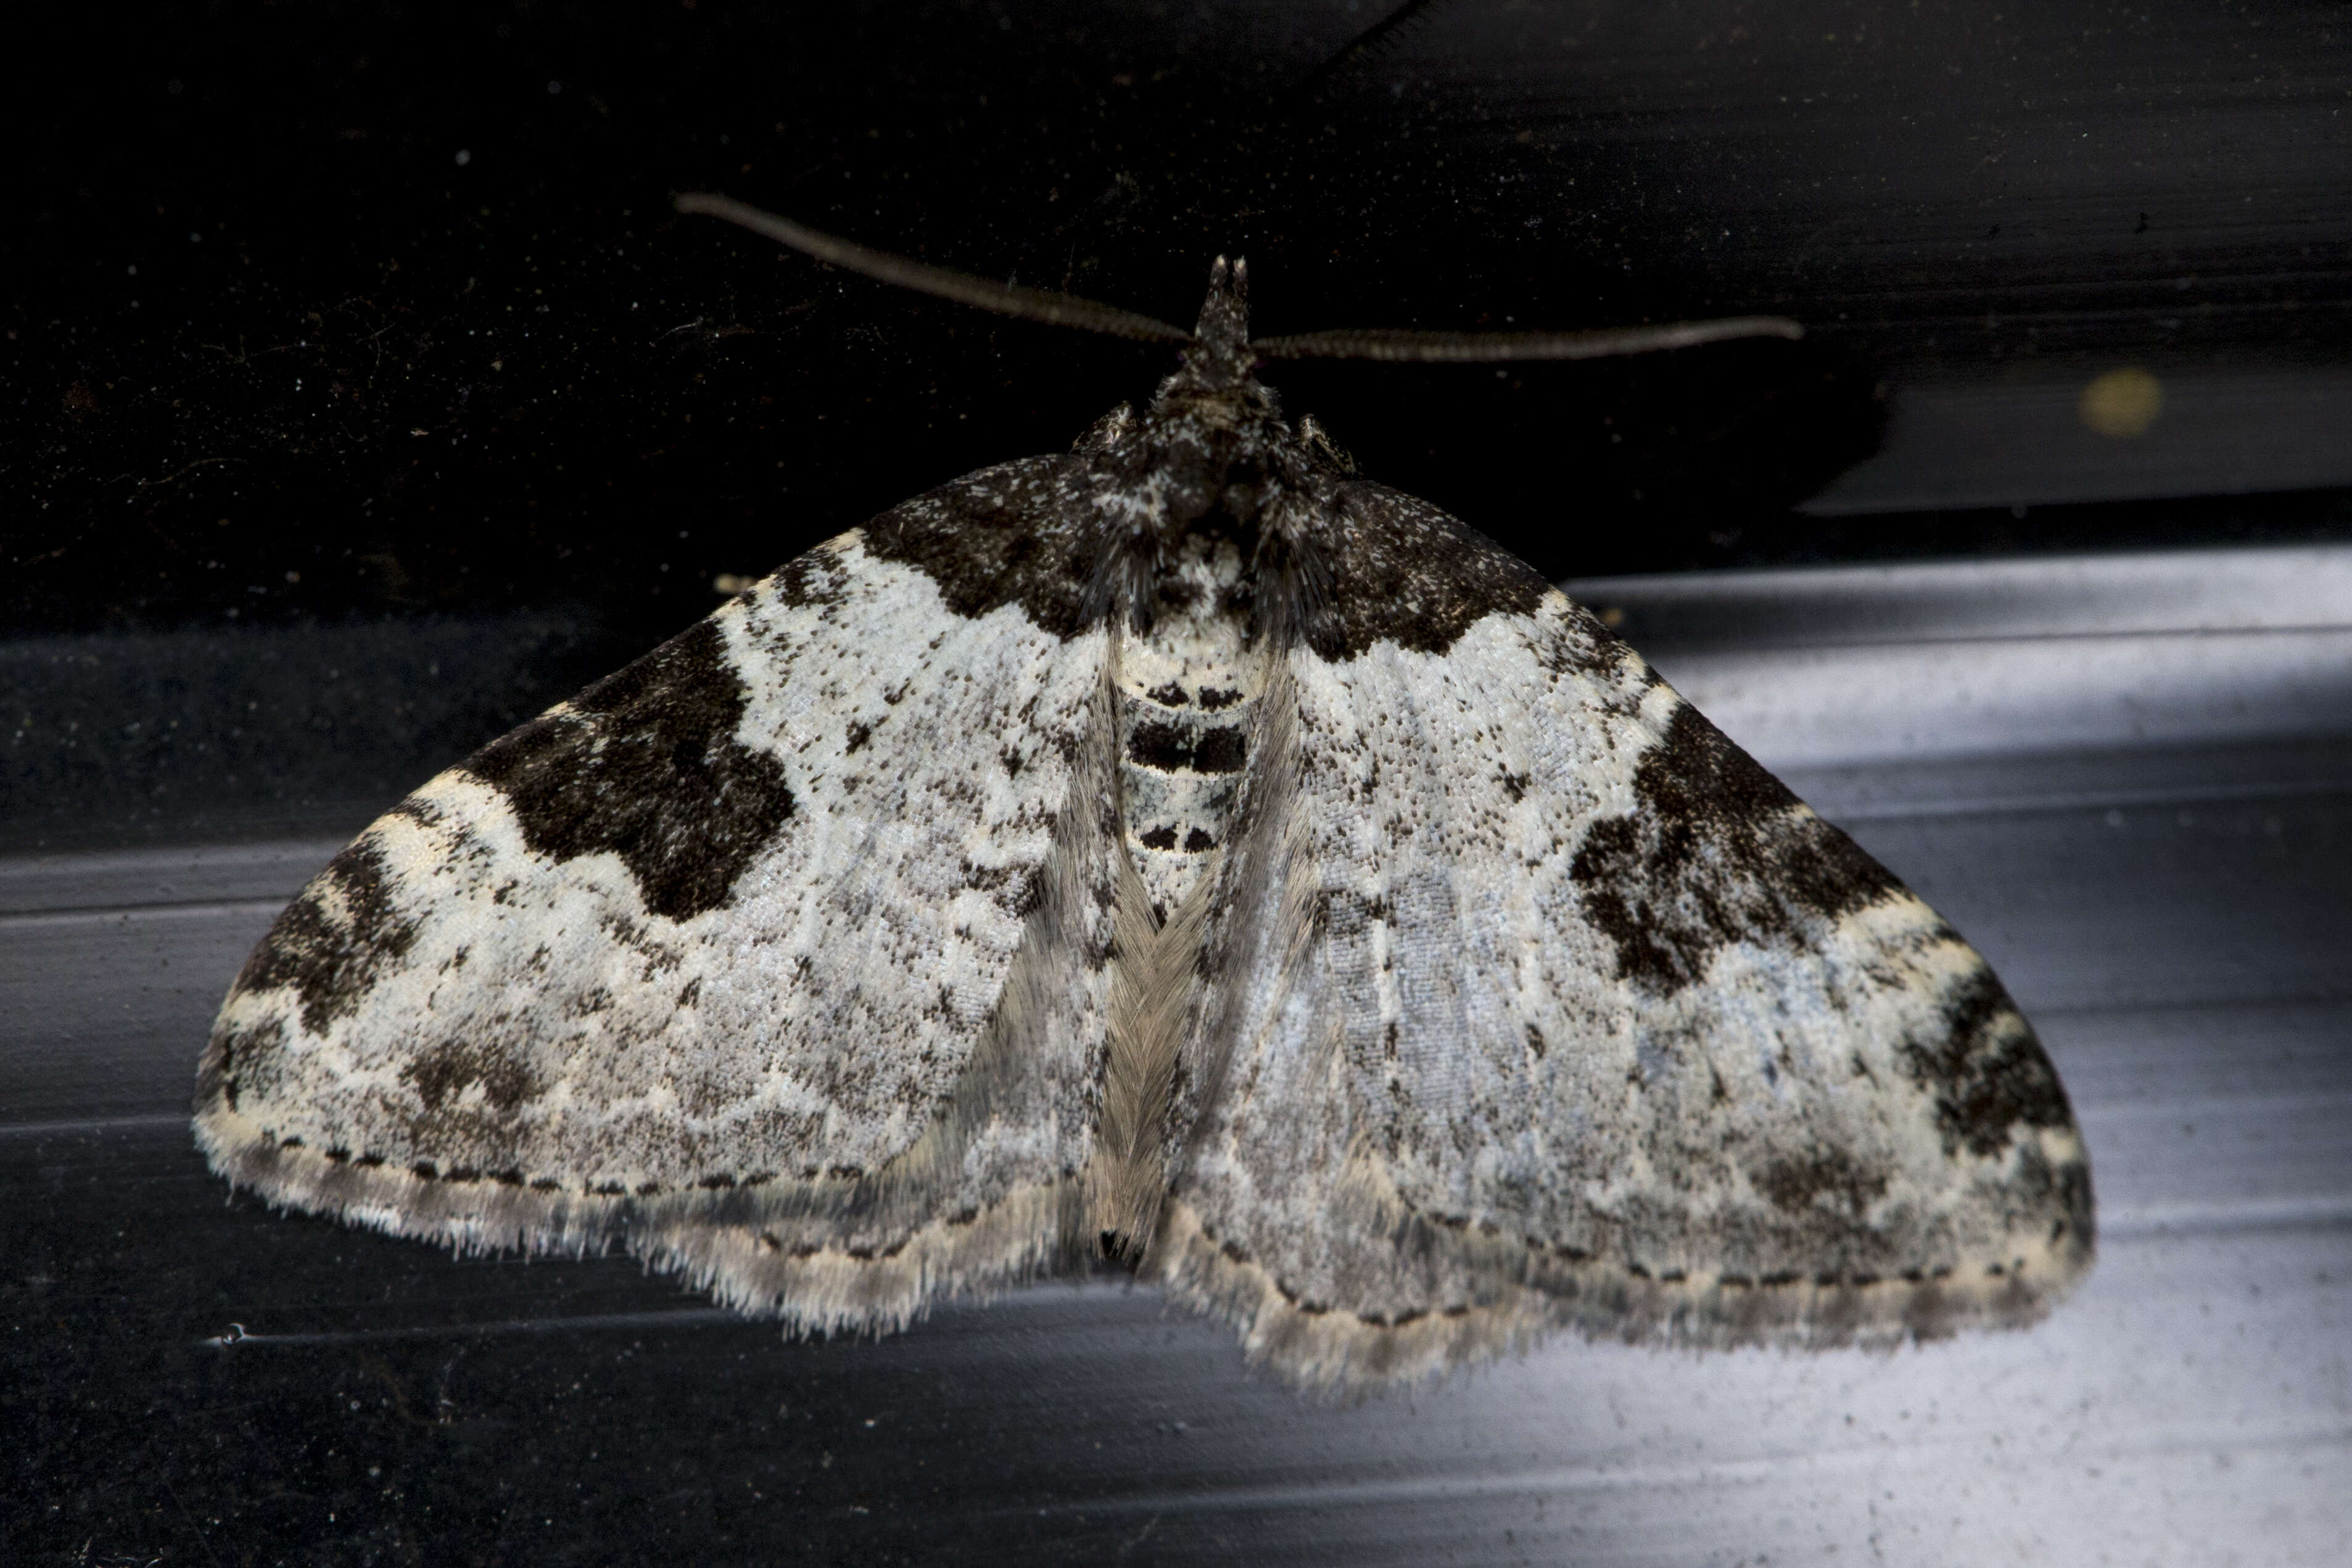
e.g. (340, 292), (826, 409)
(1251, 317), (1805, 363)
(675, 192), (1195, 345)
(675, 193), (1805, 362)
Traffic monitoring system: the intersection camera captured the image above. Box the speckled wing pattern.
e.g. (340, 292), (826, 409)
(199, 259), (2090, 1391)
(199, 466), (1129, 1333)
(1155, 484), (2093, 1391)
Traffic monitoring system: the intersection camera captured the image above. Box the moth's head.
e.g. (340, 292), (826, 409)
(1139, 256), (1289, 447)
(1176, 256), (1255, 390)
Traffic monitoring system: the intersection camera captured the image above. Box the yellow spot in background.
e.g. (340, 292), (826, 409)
(2080, 367), (2164, 437)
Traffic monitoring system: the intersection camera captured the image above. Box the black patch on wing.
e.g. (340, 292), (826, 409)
(1292, 484), (1551, 661)
(1756, 1145), (1891, 1219)
(402, 1038), (540, 1115)
(1569, 703), (1901, 997)
(197, 1014), (281, 1113)
(863, 455), (1101, 638)
(1896, 968), (2077, 1158)
(466, 617), (796, 922)
(766, 540), (852, 609)
(231, 836), (420, 1035)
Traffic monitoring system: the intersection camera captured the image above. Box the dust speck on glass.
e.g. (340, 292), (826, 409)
(194, 196), (2091, 1395)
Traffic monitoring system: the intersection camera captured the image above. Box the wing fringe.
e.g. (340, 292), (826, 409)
(196, 1106), (1090, 1336)
(1153, 1194), (2089, 1400)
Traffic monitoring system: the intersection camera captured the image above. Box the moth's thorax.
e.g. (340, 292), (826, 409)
(1112, 530), (1267, 923)
(1121, 387), (1296, 534)
(1083, 252), (1321, 566)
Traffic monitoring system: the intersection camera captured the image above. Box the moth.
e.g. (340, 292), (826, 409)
(196, 196), (2094, 1392)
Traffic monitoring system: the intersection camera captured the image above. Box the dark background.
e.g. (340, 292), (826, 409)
(7, 2), (2352, 1563)
(14, 0), (2350, 653)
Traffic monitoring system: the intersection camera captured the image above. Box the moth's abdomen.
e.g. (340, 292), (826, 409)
(1089, 532), (1266, 1253)
(1113, 538), (1266, 925)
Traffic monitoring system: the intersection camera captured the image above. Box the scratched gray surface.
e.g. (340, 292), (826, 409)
(4, 546), (2348, 1564)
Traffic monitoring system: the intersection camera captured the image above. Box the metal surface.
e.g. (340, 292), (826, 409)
(1802, 370), (2352, 516)
(6, 546), (2350, 1563)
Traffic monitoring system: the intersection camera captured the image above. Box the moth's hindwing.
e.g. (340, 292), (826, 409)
(1159, 486), (2094, 1393)
(199, 498), (1123, 1333)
